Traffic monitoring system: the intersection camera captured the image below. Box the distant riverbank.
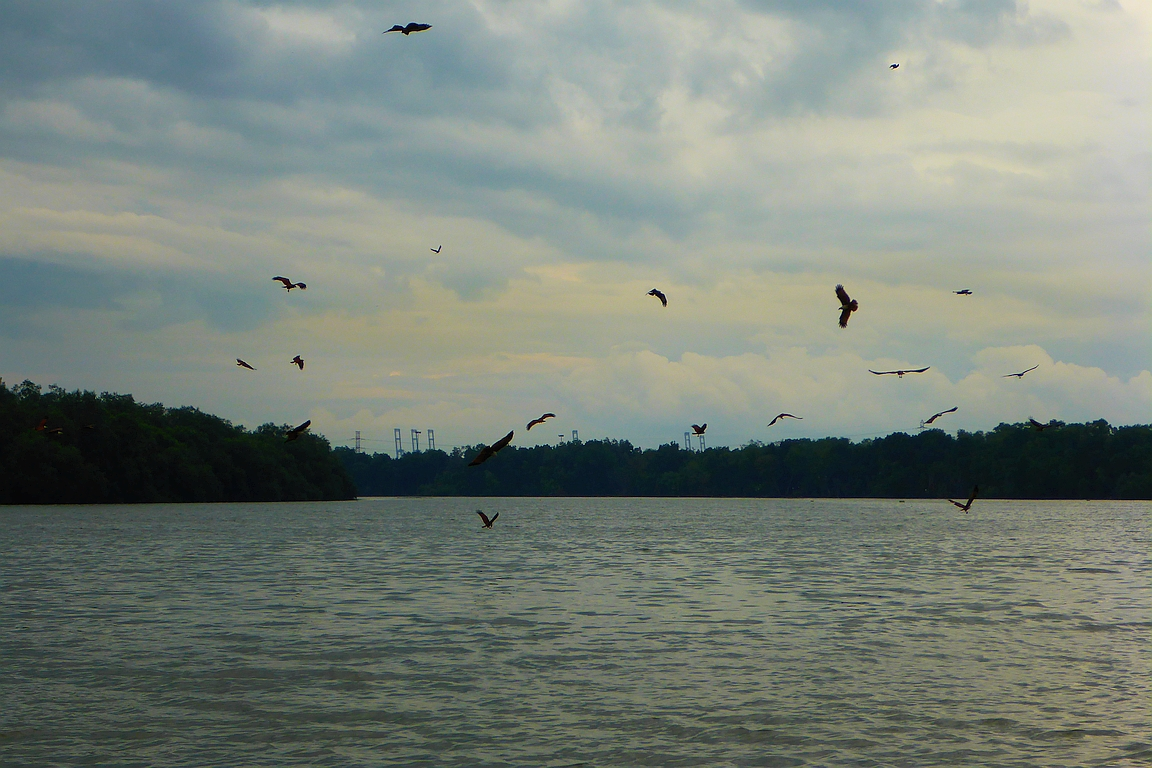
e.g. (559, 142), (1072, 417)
(338, 419), (1152, 499)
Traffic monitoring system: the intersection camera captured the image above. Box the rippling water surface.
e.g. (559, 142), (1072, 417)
(2, 498), (1150, 767)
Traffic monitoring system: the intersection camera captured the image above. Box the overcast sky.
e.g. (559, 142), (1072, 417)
(1, 0), (1148, 451)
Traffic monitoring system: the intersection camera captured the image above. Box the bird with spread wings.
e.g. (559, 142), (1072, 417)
(921, 406), (958, 426)
(285, 420), (311, 442)
(1004, 365), (1039, 379)
(691, 424), (707, 435)
(647, 288), (667, 307)
(948, 485), (978, 512)
(469, 431), (514, 466)
(476, 510), (498, 529)
(835, 284), (858, 328)
(869, 367), (930, 378)
(526, 413), (556, 431)
(291, 355), (304, 371)
(273, 276), (306, 291)
(384, 22), (431, 35)
(236, 358), (256, 370)
(767, 413), (802, 427)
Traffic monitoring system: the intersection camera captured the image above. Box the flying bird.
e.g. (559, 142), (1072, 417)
(47, 427), (64, 435)
(954, 289), (972, 295)
(835, 284), (858, 328)
(526, 413), (556, 431)
(34, 418), (47, 431)
(384, 22), (432, 35)
(285, 420), (311, 442)
(273, 276), (307, 291)
(869, 367), (930, 378)
(1028, 418), (1051, 432)
(236, 358), (256, 370)
(647, 288), (667, 307)
(691, 424), (707, 435)
(291, 355), (304, 370)
(468, 430), (514, 466)
(889, 63), (900, 69)
(83, 424), (96, 430)
(948, 485), (978, 512)
(922, 406), (958, 426)
(767, 413), (802, 427)
(431, 245), (442, 254)
(1003, 365), (1039, 379)
(476, 510), (498, 529)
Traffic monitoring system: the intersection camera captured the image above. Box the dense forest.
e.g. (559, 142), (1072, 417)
(0, 380), (355, 504)
(338, 420), (1152, 499)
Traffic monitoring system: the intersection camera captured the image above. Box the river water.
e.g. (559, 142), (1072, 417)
(1, 498), (1149, 767)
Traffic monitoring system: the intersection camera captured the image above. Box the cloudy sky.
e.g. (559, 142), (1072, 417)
(0, 0), (1148, 451)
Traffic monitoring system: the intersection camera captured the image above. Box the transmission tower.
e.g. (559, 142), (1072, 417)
(571, 430), (578, 442)
(698, 434), (707, 452)
(427, 429), (435, 451)
(684, 432), (692, 451)
(394, 428), (403, 458)
(354, 430), (362, 453)
(411, 429), (421, 453)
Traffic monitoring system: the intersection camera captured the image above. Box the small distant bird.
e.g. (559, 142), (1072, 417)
(767, 413), (802, 427)
(273, 276), (307, 291)
(47, 427), (63, 435)
(922, 406), (958, 425)
(647, 288), (667, 307)
(476, 510), (498, 529)
(469, 430), (515, 466)
(948, 485), (978, 512)
(431, 245), (442, 254)
(869, 367), (930, 378)
(236, 358), (256, 370)
(291, 355), (304, 370)
(83, 424), (96, 430)
(890, 63), (900, 69)
(34, 418), (47, 431)
(954, 289), (972, 295)
(526, 413), (556, 431)
(1028, 418), (1051, 432)
(835, 284), (858, 328)
(285, 420), (311, 442)
(691, 424), (707, 435)
(1003, 365), (1039, 379)
(384, 22), (431, 35)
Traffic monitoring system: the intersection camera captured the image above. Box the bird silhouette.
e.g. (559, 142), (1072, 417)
(236, 358), (256, 370)
(273, 276), (307, 291)
(285, 420), (311, 442)
(34, 418), (47, 431)
(647, 288), (667, 307)
(469, 430), (514, 466)
(384, 22), (432, 35)
(691, 424), (707, 435)
(476, 510), (498, 529)
(835, 284), (858, 328)
(1003, 365), (1039, 379)
(83, 424), (96, 430)
(948, 485), (978, 512)
(291, 355), (304, 370)
(890, 63), (900, 69)
(431, 245), (442, 254)
(767, 413), (802, 427)
(922, 406), (958, 425)
(869, 367), (930, 378)
(1028, 418), (1051, 432)
(954, 289), (972, 295)
(526, 413), (556, 431)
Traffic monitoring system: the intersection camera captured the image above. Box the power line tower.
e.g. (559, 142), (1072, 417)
(684, 432), (692, 451)
(698, 434), (707, 452)
(411, 429), (421, 453)
(571, 430), (578, 442)
(354, 430), (362, 453)
(427, 429), (435, 451)
(394, 428), (403, 459)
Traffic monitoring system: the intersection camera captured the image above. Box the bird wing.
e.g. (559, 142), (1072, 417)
(966, 486), (978, 507)
(490, 430), (515, 453)
(490, 511), (498, 523)
(838, 307), (852, 328)
(476, 510), (491, 526)
(468, 446), (494, 466)
(835, 284), (851, 304)
(526, 418), (542, 430)
(1022, 365), (1038, 375)
(295, 282), (307, 290)
(909, 367), (930, 374)
(924, 413), (939, 424)
(384, 24), (404, 33)
(273, 276), (292, 287)
(293, 420), (311, 433)
(35, 418), (47, 430)
(1029, 418), (1042, 428)
(411, 23), (432, 31)
(947, 499), (966, 509)
(869, 370), (893, 376)
(768, 415), (781, 426)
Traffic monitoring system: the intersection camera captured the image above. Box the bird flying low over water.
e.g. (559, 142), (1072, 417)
(835, 284), (858, 328)
(273, 276), (306, 291)
(431, 245), (442, 254)
(385, 22), (431, 35)
(526, 413), (556, 431)
(476, 510), (498, 529)
(1028, 418), (1051, 432)
(1004, 365), (1039, 379)
(922, 406), (958, 425)
(236, 358), (255, 370)
(469, 430), (515, 466)
(889, 63), (900, 69)
(291, 356), (304, 370)
(647, 288), (667, 307)
(691, 424), (707, 435)
(285, 420), (311, 442)
(948, 485), (978, 512)
(767, 413), (802, 427)
(869, 367), (930, 378)
(954, 289), (972, 295)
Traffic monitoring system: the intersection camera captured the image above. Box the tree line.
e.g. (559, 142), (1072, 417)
(337, 419), (1152, 499)
(0, 380), (355, 504)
